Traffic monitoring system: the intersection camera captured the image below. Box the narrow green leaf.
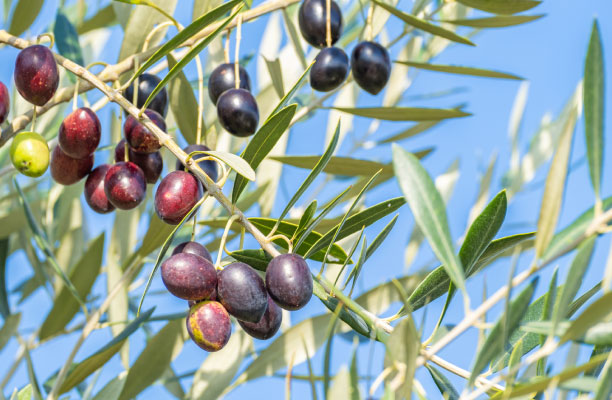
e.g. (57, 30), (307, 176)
(0, 313), (20, 351)
(17, 385), (32, 400)
(56, 309), (155, 394)
(8, 0), (44, 36)
(132, 0), (241, 80)
(535, 107), (577, 257)
(0, 238), (10, 318)
(305, 197), (406, 258)
(407, 232), (534, 312)
(264, 57), (285, 98)
(425, 364), (459, 400)
(14, 179), (86, 312)
(294, 200), (318, 240)
(469, 278), (538, 385)
(141, 6), (242, 111)
(281, 7), (307, 69)
(489, 353), (610, 399)
(594, 353), (612, 400)
(332, 106), (471, 121)
(584, 19), (605, 200)
(552, 237), (596, 326)
(365, 214), (398, 262)
(167, 54), (204, 145)
(274, 120), (341, 229)
(384, 314), (420, 398)
(561, 291), (612, 344)
(232, 104), (297, 201)
(395, 61), (522, 80)
(522, 320), (612, 346)
(270, 155), (391, 177)
(54, 9), (85, 83)
(456, 0), (541, 15)
(39, 234), (105, 340)
(76, 4), (117, 34)
(392, 144), (465, 291)
(23, 343), (42, 400)
(373, 0), (474, 46)
(441, 14), (544, 28)
(118, 319), (186, 400)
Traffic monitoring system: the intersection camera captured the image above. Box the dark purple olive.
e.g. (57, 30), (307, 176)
(50, 146), (94, 185)
(161, 253), (217, 300)
(172, 241), (213, 263)
(216, 88), (259, 137)
(14, 45), (59, 106)
(238, 295), (282, 340)
(310, 46), (349, 92)
(208, 63), (251, 105)
(84, 164), (115, 214)
(351, 41), (391, 95)
(104, 161), (146, 210)
(217, 262), (268, 323)
(0, 81), (10, 124)
(58, 107), (101, 159)
(154, 170), (202, 225)
(187, 301), (231, 352)
(114, 139), (162, 184)
(124, 73), (168, 117)
(124, 109), (166, 154)
(265, 253), (313, 310)
(298, 0), (343, 48)
(175, 144), (219, 184)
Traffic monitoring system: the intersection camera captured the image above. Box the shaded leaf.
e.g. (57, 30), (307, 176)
(0, 313), (20, 351)
(264, 57), (285, 98)
(271, 155), (389, 177)
(469, 278), (538, 385)
(396, 61), (522, 80)
(378, 120), (443, 144)
(332, 106), (471, 121)
(373, 0), (474, 46)
(0, 238), (9, 318)
(232, 104), (297, 201)
(425, 364), (459, 400)
(54, 9), (84, 83)
(39, 234), (105, 340)
(561, 291), (612, 344)
(167, 54), (203, 145)
(456, 0), (541, 14)
(8, 0), (44, 36)
(77, 4), (117, 34)
(384, 314), (420, 398)
(441, 14), (544, 28)
(584, 19), (605, 200)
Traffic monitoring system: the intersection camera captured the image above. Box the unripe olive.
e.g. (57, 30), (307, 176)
(10, 131), (50, 177)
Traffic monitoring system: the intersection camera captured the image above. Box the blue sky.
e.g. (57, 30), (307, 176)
(1, 0), (612, 398)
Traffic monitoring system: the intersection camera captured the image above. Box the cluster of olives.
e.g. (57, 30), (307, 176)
(162, 241), (313, 351)
(300, 0), (392, 94)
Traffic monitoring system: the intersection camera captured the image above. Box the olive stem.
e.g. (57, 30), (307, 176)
(30, 106), (36, 133)
(325, 0), (332, 47)
(366, 4), (374, 42)
(216, 215), (240, 269)
(224, 28), (231, 64)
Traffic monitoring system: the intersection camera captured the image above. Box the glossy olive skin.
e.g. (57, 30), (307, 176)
(14, 45), (59, 106)
(161, 253), (217, 301)
(310, 47), (349, 92)
(188, 288), (217, 307)
(175, 144), (219, 184)
(208, 63), (251, 105)
(58, 107), (101, 159)
(216, 89), (259, 137)
(298, 0), (342, 48)
(155, 171), (202, 225)
(351, 41), (391, 95)
(114, 139), (162, 184)
(124, 109), (166, 154)
(265, 253), (313, 310)
(217, 262), (268, 323)
(0, 81), (10, 124)
(186, 301), (231, 352)
(104, 161), (146, 210)
(10, 131), (49, 178)
(124, 73), (168, 117)
(238, 295), (282, 340)
(84, 164), (115, 214)
(50, 146), (94, 185)
(172, 241), (213, 263)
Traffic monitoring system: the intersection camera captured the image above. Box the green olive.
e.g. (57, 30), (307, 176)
(10, 131), (50, 177)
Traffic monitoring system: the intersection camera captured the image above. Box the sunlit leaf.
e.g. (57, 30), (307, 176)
(264, 56), (285, 98)
(561, 291), (612, 344)
(456, 0), (541, 15)
(384, 314), (419, 398)
(8, 0), (44, 36)
(167, 54), (204, 145)
(396, 61), (522, 80)
(0, 312), (20, 351)
(441, 14), (544, 28)
(76, 4), (117, 34)
(332, 106), (471, 121)
(425, 364), (459, 400)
